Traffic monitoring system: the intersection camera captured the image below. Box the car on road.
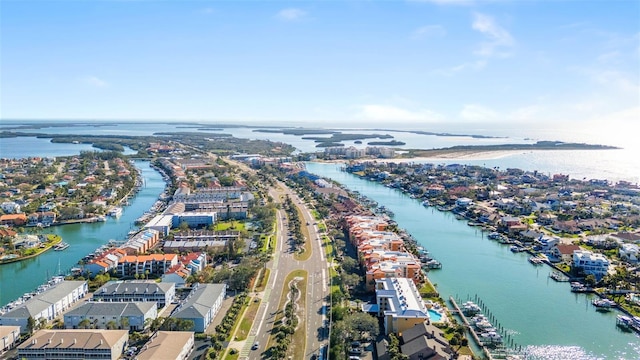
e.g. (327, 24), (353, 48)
(252, 341), (259, 350)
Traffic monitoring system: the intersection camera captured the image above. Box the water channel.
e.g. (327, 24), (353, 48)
(305, 161), (639, 360)
(0, 160), (166, 307)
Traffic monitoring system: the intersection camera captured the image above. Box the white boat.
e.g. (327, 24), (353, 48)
(592, 298), (617, 310)
(54, 242), (70, 251)
(108, 207), (123, 217)
(461, 301), (482, 315)
(479, 331), (503, 344)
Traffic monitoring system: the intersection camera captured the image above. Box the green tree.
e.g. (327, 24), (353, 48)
(27, 316), (37, 335)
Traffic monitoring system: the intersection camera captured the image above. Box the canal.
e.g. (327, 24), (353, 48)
(305, 162), (639, 360)
(0, 160), (166, 307)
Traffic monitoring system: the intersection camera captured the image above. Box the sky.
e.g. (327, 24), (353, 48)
(1, 0), (639, 129)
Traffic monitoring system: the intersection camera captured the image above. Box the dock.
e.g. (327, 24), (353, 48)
(449, 296), (494, 360)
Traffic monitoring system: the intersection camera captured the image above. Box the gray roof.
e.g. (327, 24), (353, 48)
(1, 281), (86, 319)
(94, 281), (174, 297)
(172, 284), (225, 319)
(65, 302), (155, 318)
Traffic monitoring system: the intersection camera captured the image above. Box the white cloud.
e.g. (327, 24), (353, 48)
(412, 25), (446, 39)
(460, 104), (498, 121)
(472, 13), (514, 57)
(83, 76), (108, 88)
(356, 104), (443, 122)
(200, 7), (215, 14)
(276, 8), (307, 21)
(432, 59), (487, 76)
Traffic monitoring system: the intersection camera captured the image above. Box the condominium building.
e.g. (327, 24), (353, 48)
(376, 277), (430, 335)
(136, 331), (194, 360)
(92, 281), (175, 308)
(172, 283), (226, 332)
(17, 329), (128, 360)
(64, 302), (158, 331)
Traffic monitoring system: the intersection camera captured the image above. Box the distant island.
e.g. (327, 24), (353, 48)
(367, 140), (406, 146)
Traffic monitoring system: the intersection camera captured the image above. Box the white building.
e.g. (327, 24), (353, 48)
(0, 280), (88, 333)
(18, 329), (128, 360)
(64, 302), (158, 331)
(0, 326), (20, 356)
(172, 283), (226, 332)
(619, 243), (640, 263)
(573, 250), (611, 280)
(92, 281), (175, 308)
(375, 277), (430, 335)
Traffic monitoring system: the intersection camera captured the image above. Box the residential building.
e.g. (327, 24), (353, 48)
(375, 277), (430, 335)
(573, 250), (611, 280)
(171, 212), (217, 229)
(171, 283), (226, 332)
(0, 326), (20, 356)
(0, 280), (88, 333)
(64, 302), (157, 331)
(136, 331), (194, 360)
(116, 254), (178, 278)
(119, 229), (160, 255)
(92, 281), (175, 308)
(143, 215), (173, 237)
(619, 243), (640, 263)
(17, 329), (128, 360)
(400, 321), (453, 360)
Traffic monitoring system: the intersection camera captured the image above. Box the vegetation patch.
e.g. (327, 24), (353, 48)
(267, 270), (307, 360)
(255, 268), (270, 292)
(235, 297), (261, 341)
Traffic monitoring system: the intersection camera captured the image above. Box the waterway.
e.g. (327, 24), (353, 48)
(305, 162), (640, 360)
(0, 160), (166, 307)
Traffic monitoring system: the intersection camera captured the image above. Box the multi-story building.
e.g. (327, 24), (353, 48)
(136, 331), (194, 360)
(0, 280), (87, 333)
(376, 277), (430, 335)
(171, 283), (226, 332)
(572, 250), (611, 280)
(64, 302), (157, 331)
(17, 329), (128, 360)
(92, 281), (175, 308)
(0, 326), (20, 356)
(116, 254), (178, 278)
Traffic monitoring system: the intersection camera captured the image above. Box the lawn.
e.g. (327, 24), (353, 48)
(293, 206), (312, 261)
(214, 220), (246, 231)
(235, 297), (261, 341)
(255, 268), (270, 292)
(268, 270), (308, 359)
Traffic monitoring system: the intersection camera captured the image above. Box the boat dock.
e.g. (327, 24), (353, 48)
(450, 295), (526, 359)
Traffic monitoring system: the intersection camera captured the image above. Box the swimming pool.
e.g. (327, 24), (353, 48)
(428, 308), (443, 322)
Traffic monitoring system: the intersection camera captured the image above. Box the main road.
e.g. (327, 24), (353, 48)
(228, 160), (329, 360)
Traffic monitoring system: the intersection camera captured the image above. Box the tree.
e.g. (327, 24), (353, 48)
(106, 320), (118, 330)
(120, 316), (130, 330)
(341, 256), (359, 274)
(78, 318), (92, 329)
(27, 316), (37, 335)
(344, 312), (379, 339)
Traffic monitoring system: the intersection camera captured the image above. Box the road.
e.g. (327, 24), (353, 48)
(235, 177), (329, 360)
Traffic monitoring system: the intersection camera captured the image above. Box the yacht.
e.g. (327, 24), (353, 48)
(461, 301), (482, 315)
(592, 298), (617, 310)
(54, 242), (70, 251)
(108, 207), (123, 217)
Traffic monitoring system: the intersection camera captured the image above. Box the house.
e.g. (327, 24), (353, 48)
(548, 244), (581, 263)
(64, 302), (158, 331)
(171, 283), (226, 332)
(0, 214), (27, 227)
(573, 250), (610, 280)
(399, 321), (453, 360)
(17, 329), (128, 360)
(619, 243), (640, 263)
(136, 331), (194, 360)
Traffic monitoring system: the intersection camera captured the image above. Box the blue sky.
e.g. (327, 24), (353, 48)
(1, 0), (638, 128)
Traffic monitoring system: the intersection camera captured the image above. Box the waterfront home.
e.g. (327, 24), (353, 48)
(548, 244), (581, 263)
(171, 283), (226, 332)
(64, 302), (157, 331)
(17, 329), (128, 360)
(0, 202), (21, 214)
(119, 229), (160, 255)
(92, 281), (175, 308)
(0, 280), (88, 333)
(399, 321), (454, 360)
(0, 326), (20, 356)
(0, 213), (27, 227)
(85, 248), (128, 276)
(455, 197), (473, 208)
(375, 277), (430, 335)
(136, 331), (194, 360)
(573, 250), (611, 280)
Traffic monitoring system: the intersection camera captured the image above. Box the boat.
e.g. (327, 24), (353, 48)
(96, 215), (106, 222)
(570, 282), (592, 293)
(479, 330), (503, 344)
(592, 298), (617, 310)
(108, 207), (123, 217)
(549, 271), (570, 282)
(421, 200), (430, 207)
(528, 256), (545, 265)
(54, 242), (70, 251)
(616, 315), (634, 331)
(510, 245), (523, 252)
(461, 301), (482, 316)
(488, 232), (502, 240)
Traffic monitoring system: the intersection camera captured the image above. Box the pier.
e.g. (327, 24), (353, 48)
(449, 296), (494, 360)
